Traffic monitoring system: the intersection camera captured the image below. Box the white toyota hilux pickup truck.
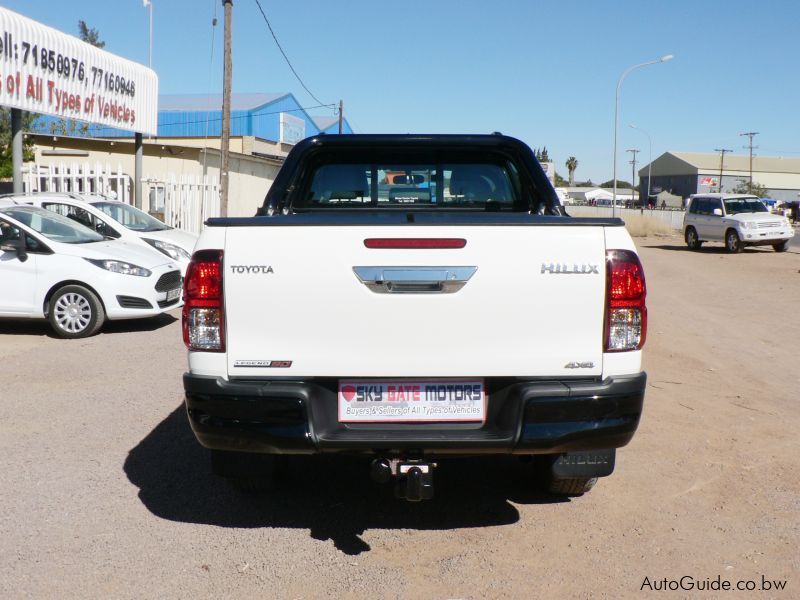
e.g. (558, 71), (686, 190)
(182, 134), (647, 501)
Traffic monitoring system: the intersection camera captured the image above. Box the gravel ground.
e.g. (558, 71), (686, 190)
(1, 234), (798, 599)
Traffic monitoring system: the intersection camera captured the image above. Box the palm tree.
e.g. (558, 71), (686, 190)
(566, 156), (578, 186)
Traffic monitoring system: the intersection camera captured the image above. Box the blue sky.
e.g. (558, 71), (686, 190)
(5, 0), (800, 183)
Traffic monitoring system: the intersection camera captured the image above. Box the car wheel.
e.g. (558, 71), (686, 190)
(48, 285), (105, 338)
(725, 230), (743, 253)
(773, 240), (790, 252)
(685, 226), (702, 250)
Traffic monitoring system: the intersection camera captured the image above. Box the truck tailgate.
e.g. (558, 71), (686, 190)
(223, 225), (606, 378)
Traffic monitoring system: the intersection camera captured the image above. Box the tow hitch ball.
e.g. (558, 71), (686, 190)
(370, 458), (435, 501)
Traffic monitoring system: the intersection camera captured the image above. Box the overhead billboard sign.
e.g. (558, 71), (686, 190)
(0, 7), (158, 135)
(279, 112), (305, 144)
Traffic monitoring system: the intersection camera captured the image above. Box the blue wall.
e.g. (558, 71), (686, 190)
(33, 92), (354, 140)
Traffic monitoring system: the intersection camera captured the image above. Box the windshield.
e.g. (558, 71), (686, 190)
(724, 197), (768, 215)
(92, 202), (170, 231)
(0, 207), (104, 243)
(297, 162), (520, 210)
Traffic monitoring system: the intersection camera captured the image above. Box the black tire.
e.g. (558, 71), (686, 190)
(210, 450), (282, 492)
(47, 285), (105, 338)
(546, 477), (598, 496)
(533, 455), (598, 496)
(685, 226), (702, 250)
(773, 240), (790, 252)
(725, 229), (743, 254)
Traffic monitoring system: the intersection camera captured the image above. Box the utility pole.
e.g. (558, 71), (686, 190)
(714, 148), (732, 193)
(11, 109), (22, 193)
(338, 100), (343, 134)
(627, 148), (639, 209)
(220, 0), (233, 218)
(740, 131), (759, 193)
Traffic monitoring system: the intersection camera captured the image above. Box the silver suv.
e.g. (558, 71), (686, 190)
(683, 194), (794, 253)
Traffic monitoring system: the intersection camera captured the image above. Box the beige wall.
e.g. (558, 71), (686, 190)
(30, 136), (282, 217)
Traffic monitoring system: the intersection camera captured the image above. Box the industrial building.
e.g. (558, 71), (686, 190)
(638, 151), (800, 203)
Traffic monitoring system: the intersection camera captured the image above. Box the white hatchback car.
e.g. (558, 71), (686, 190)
(10, 193), (197, 275)
(683, 194), (794, 253)
(0, 203), (183, 338)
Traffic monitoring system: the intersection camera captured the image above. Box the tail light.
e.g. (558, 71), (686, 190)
(182, 249), (224, 352)
(604, 249), (647, 352)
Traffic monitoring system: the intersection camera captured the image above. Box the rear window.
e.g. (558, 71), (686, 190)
(297, 162), (521, 210)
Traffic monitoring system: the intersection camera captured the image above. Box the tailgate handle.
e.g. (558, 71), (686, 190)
(353, 266), (477, 294)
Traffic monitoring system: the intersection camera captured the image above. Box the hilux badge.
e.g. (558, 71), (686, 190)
(541, 263), (600, 274)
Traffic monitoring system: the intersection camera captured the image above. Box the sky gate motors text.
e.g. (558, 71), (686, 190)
(344, 383), (483, 403)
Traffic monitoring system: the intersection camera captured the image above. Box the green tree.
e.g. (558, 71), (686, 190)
(540, 146), (550, 162)
(600, 179), (632, 189)
(731, 179), (770, 197)
(0, 109), (39, 178)
(78, 20), (105, 48)
(565, 156), (578, 186)
(554, 171), (568, 186)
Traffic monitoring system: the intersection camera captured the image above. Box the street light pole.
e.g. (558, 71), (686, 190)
(612, 54), (673, 218)
(143, 0), (153, 69)
(627, 148), (639, 210)
(630, 124), (653, 213)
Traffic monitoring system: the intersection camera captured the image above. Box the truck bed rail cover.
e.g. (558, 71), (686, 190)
(206, 213), (625, 227)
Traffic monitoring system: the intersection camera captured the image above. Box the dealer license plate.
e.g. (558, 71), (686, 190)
(166, 287), (181, 301)
(338, 379), (485, 423)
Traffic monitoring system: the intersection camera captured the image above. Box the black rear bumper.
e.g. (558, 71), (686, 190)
(183, 373), (646, 456)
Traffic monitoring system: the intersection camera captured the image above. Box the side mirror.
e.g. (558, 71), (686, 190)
(1, 237), (28, 262)
(713, 208), (723, 216)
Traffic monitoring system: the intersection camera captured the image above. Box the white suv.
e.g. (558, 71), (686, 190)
(683, 194), (794, 253)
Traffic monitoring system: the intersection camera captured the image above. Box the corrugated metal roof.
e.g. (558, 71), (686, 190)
(670, 151), (800, 174)
(158, 93), (289, 111)
(311, 115), (338, 130)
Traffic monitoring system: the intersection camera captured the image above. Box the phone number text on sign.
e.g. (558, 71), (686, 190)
(338, 380), (486, 423)
(0, 7), (158, 135)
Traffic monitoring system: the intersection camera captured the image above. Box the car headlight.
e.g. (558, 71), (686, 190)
(143, 238), (191, 261)
(738, 221), (753, 230)
(85, 258), (151, 277)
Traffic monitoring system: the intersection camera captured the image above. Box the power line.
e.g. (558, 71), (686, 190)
(252, 0), (327, 106)
(202, 0), (219, 173)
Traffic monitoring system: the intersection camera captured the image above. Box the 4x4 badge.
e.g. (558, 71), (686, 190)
(565, 361), (595, 369)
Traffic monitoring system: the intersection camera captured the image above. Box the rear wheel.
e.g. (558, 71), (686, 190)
(47, 285), (105, 338)
(725, 229), (743, 253)
(685, 226), (702, 250)
(547, 477), (598, 496)
(773, 240), (790, 252)
(533, 455), (598, 496)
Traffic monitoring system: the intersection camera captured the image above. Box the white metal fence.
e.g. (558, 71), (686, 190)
(23, 162), (131, 203)
(22, 163), (220, 234)
(143, 174), (220, 235)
